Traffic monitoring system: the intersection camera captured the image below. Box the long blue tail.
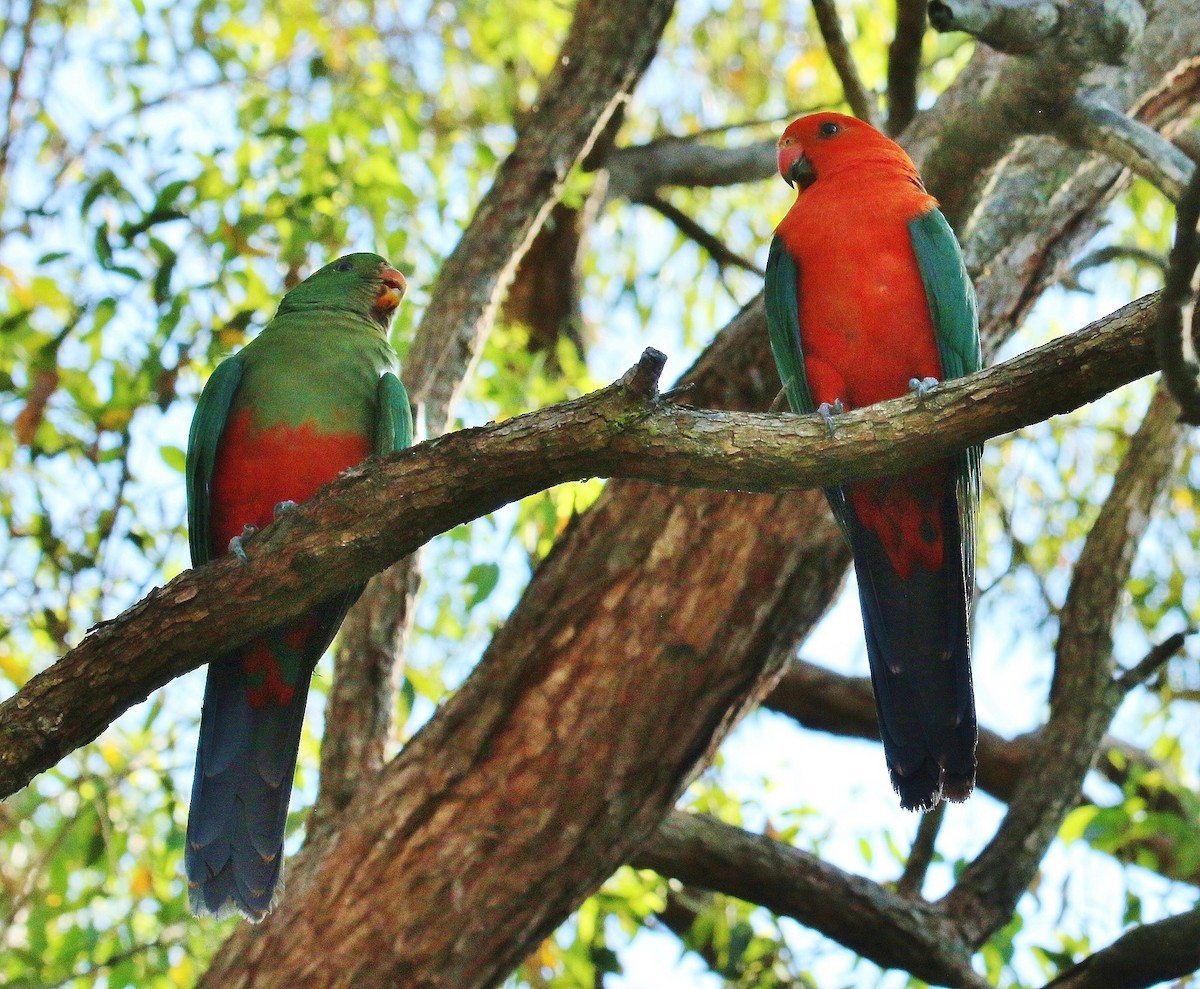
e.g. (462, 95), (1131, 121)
(836, 482), (976, 810)
(185, 647), (311, 919)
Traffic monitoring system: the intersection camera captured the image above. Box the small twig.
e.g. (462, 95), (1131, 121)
(887, 0), (926, 136)
(894, 802), (945, 899)
(1156, 161), (1200, 423)
(809, 0), (877, 126)
(634, 193), (765, 276)
(1061, 244), (1168, 292)
(1061, 97), (1194, 204)
(1115, 629), (1191, 693)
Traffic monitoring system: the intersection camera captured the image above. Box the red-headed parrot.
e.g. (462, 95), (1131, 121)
(765, 113), (981, 810)
(185, 253), (412, 916)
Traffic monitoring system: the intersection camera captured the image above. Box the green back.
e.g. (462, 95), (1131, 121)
(185, 255), (413, 568)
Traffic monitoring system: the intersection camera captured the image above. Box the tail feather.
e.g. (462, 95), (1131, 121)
(185, 645), (311, 920)
(841, 485), (976, 811)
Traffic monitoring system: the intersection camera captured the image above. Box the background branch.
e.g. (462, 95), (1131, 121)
(313, 0), (679, 839)
(632, 811), (988, 988)
(1156, 156), (1200, 422)
(887, 0), (927, 135)
(809, 0), (877, 125)
(944, 385), (1187, 945)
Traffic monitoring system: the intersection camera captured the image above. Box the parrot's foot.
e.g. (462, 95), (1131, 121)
(229, 524), (259, 565)
(272, 500), (298, 519)
(908, 376), (940, 401)
(816, 399), (845, 437)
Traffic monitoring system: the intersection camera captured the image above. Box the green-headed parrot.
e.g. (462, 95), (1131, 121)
(764, 112), (982, 810)
(184, 253), (412, 916)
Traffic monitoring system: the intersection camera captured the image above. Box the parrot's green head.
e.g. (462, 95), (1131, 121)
(276, 252), (407, 330)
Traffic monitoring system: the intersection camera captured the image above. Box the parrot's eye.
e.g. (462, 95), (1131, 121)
(818, 121), (840, 138)
(335, 260), (354, 272)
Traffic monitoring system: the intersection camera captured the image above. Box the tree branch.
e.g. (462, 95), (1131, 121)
(402, 0), (677, 435)
(1058, 96), (1195, 203)
(1042, 905), (1200, 988)
(631, 811), (989, 988)
(634, 193), (764, 275)
(887, 0), (927, 135)
(810, 0), (877, 125)
(1155, 156), (1200, 422)
(943, 385), (1187, 945)
(0, 292), (1165, 802)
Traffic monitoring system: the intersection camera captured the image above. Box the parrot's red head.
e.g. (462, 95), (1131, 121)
(777, 112), (920, 193)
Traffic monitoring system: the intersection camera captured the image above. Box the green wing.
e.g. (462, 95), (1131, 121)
(374, 371), (414, 455)
(186, 356), (243, 568)
(909, 207), (982, 598)
(764, 236), (816, 415)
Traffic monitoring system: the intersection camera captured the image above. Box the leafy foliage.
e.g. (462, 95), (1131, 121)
(1, 0), (1196, 986)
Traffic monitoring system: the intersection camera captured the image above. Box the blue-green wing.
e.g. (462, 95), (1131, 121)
(765, 234), (856, 535)
(764, 236), (816, 416)
(374, 371), (414, 455)
(909, 207), (982, 598)
(185, 356), (243, 567)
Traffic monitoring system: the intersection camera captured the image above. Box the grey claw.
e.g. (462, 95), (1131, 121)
(816, 399), (845, 437)
(228, 524), (259, 565)
(908, 376), (940, 401)
(273, 500), (298, 519)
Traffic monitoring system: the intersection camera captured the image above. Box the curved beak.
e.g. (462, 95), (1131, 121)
(374, 264), (407, 317)
(786, 153), (816, 190)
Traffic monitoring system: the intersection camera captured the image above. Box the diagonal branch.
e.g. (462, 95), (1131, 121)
(0, 293), (1164, 802)
(1058, 96), (1195, 203)
(809, 0), (877, 125)
(1042, 905), (1200, 988)
(402, 0), (678, 436)
(634, 193), (765, 275)
(631, 811), (989, 988)
(315, 0), (680, 839)
(943, 385), (1187, 946)
(887, 0), (927, 135)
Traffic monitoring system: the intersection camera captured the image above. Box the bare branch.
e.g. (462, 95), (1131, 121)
(604, 136), (776, 204)
(894, 803), (945, 899)
(764, 661), (1200, 884)
(1059, 97), (1195, 202)
(634, 193), (765, 275)
(917, 0), (1149, 230)
(944, 386), (1187, 945)
(1115, 629), (1191, 693)
(1156, 158), (1200, 422)
(0, 293), (1164, 802)
(928, 0), (1061, 56)
(1042, 905), (1200, 988)
(809, 0), (877, 125)
(632, 811), (989, 988)
(402, 0), (678, 434)
(887, 0), (927, 136)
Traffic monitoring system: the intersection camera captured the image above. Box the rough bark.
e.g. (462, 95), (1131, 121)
(0, 298), (1161, 802)
(316, 0), (678, 835)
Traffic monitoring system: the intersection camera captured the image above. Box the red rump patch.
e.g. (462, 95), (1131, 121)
(243, 641), (296, 708)
(849, 466), (948, 580)
(211, 410), (370, 708)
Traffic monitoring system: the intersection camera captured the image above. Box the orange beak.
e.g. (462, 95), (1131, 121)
(374, 264), (407, 314)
